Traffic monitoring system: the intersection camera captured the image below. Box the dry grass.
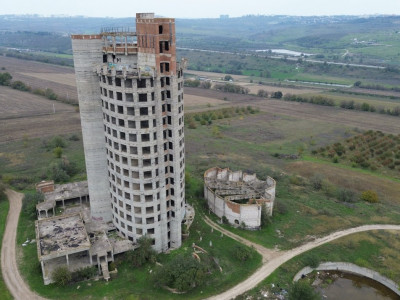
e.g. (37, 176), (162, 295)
(286, 161), (400, 204)
(19, 72), (76, 87)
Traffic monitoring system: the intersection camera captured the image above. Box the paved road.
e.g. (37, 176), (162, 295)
(204, 216), (400, 300)
(1, 189), (46, 300)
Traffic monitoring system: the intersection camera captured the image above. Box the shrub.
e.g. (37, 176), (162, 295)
(289, 281), (320, 300)
(71, 266), (97, 282)
(68, 134), (80, 141)
(50, 136), (66, 148)
(45, 88), (58, 100)
(22, 192), (44, 219)
(52, 266), (72, 286)
(53, 146), (63, 158)
(233, 245), (253, 261)
(337, 188), (356, 202)
(360, 190), (379, 203)
(125, 236), (156, 267)
(0, 72), (12, 85)
(0, 182), (6, 203)
(303, 255), (320, 268)
(10, 80), (31, 91)
(310, 174), (323, 190)
(153, 253), (207, 292)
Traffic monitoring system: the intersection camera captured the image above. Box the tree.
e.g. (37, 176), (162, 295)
(224, 75), (233, 81)
(22, 192), (44, 219)
(125, 236), (156, 267)
(0, 72), (12, 86)
(153, 254), (207, 292)
(52, 266), (72, 286)
(289, 281), (320, 300)
(272, 91), (283, 99)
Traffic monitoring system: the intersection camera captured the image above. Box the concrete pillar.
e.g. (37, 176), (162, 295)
(71, 35), (112, 223)
(66, 254), (69, 266)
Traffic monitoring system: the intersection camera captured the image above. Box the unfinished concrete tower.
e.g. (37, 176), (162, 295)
(71, 13), (185, 252)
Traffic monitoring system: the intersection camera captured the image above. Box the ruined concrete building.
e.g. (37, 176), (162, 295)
(71, 13), (186, 253)
(204, 167), (275, 229)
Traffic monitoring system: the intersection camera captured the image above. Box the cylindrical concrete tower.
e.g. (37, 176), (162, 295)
(71, 13), (185, 252)
(71, 35), (112, 223)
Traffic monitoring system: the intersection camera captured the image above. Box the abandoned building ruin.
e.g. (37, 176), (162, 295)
(34, 13), (194, 285)
(204, 167), (276, 229)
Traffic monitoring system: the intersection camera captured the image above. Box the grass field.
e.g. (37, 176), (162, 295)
(0, 198), (13, 300)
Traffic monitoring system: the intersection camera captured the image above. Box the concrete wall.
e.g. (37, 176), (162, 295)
(205, 185), (262, 229)
(71, 36), (112, 223)
(294, 262), (400, 296)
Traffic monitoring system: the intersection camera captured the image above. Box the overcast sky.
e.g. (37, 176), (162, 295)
(1, 0), (399, 18)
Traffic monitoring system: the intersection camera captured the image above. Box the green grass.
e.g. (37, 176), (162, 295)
(0, 198), (13, 300)
(0, 133), (86, 189)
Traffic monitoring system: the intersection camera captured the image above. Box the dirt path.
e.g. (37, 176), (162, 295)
(204, 216), (400, 300)
(1, 189), (46, 300)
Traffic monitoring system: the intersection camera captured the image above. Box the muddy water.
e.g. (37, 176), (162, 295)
(316, 272), (399, 300)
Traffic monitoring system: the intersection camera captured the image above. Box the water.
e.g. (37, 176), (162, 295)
(254, 49), (312, 56)
(316, 272), (399, 300)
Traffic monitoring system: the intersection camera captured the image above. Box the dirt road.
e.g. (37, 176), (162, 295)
(1, 189), (46, 300)
(204, 216), (400, 300)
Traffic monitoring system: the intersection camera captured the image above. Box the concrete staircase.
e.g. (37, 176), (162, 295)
(100, 261), (110, 281)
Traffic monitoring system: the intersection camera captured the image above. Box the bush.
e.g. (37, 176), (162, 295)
(200, 81), (212, 89)
(68, 134), (80, 141)
(289, 281), (320, 300)
(52, 266), (72, 286)
(303, 255), (320, 268)
(0, 182), (6, 203)
(0, 72), (12, 85)
(10, 80), (31, 91)
(50, 136), (66, 148)
(310, 174), (323, 190)
(233, 245), (253, 261)
(125, 236), (156, 267)
(22, 192), (44, 219)
(360, 190), (379, 203)
(184, 79), (200, 87)
(272, 91), (283, 99)
(153, 253), (207, 292)
(337, 188), (356, 203)
(53, 146), (63, 158)
(71, 266), (97, 282)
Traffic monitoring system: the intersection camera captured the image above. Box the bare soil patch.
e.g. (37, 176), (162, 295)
(19, 72), (76, 87)
(185, 94), (228, 110)
(0, 56), (78, 103)
(0, 86), (80, 143)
